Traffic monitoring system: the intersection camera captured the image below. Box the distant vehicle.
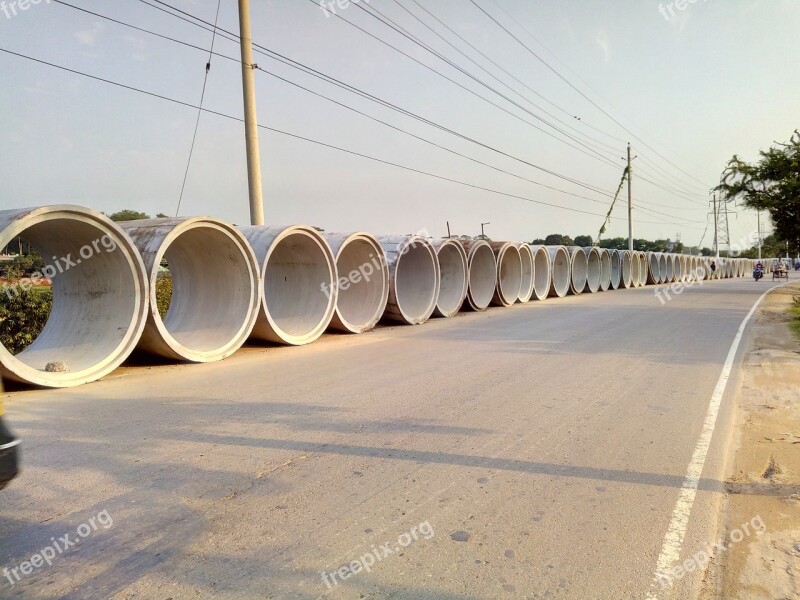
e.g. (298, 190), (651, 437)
(753, 263), (764, 281)
(0, 381), (20, 490)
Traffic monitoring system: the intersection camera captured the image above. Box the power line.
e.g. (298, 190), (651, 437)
(55, 0), (705, 219)
(0, 46), (694, 227)
(175, 0), (222, 217)
(467, 0), (711, 189)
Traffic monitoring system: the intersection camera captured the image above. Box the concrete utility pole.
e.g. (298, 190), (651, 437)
(238, 0), (264, 225)
(627, 143), (633, 252)
(757, 210), (762, 259)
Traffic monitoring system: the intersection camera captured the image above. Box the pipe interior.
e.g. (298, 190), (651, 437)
(570, 251), (587, 292)
(622, 252), (632, 285)
(498, 246), (522, 303)
(265, 232), (332, 337)
(468, 245), (496, 309)
(163, 227), (254, 352)
(609, 251), (620, 287)
(586, 250), (600, 291)
(533, 248), (550, 298)
(551, 249), (570, 296)
(436, 244), (467, 314)
(336, 238), (386, 328)
(7, 219), (138, 372)
(395, 244), (437, 320)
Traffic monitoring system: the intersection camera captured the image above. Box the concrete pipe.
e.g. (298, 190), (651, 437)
(324, 232), (389, 333)
(658, 253), (668, 283)
(647, 252), (661, 284)
(665, 254), (675, 283)
(460, 239), (497, 311)
(546, 245), (571, 298)
(530, 244), (551, 301)
(122, 218), (260, 362)
(241, 225), (337, 345)
(490, 242), (522, 307)
(678, 255), (686, 281)
(599, 248), (612, 291)
(583, 247), (601, 293)
(431, 239), (468, 318)
(0, 205), (148, 387)
(517, 243), (535, 303)
(566, 246), (588, 295)
(619, 250), (632, 289)
(638, 252), (648, 287)
(377, 235), (440, 325)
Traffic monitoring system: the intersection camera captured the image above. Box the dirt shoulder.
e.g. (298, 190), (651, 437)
(704, 282), (800, 599)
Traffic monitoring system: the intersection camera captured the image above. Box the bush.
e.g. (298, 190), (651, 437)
(156, 275), (172, 318)
(0, 287), (52, 355)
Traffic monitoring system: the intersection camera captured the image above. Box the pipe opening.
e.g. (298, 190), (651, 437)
(393, 241), (438, 323)
(466, 242), (496, 310)
(517, 244), (534, 302)
(434, 242), (467, 317)
(532, 246), (550, 300)
(331, 236), (387, 333)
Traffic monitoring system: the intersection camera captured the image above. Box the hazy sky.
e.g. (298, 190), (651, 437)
(1, 0), (798, 247)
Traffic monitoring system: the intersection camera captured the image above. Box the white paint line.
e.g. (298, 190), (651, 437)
(645, 281), (791, 599)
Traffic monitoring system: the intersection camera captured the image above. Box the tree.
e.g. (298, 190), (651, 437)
(573, 234), (593, 247)
(544, 234), (573, 246)
(717, 130), (800, 256)
(0, 287), (52, 354)
(155, 213), (170, 219)
(108, 210), (150, 222)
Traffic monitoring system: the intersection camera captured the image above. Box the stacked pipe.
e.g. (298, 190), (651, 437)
(0, 204), (769, 389)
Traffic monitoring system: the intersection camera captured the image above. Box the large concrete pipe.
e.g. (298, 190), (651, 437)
(490, 242), (522, 307)
(566, 246), (588, 295)
(324, 232), (389, 333)
(546, 245), (571, 298)
(599, 248), (612, 291)
(583, 247), (601, 293)
(431, 239), (468, 318)
(517, 243), (535, 302)
(122, 218), (259, 362)
(678, 255), (687, 281)
(609, 249), (621, 290)
(647, 252), (661, 284)
(241, 225), (337, 344)
(665, 254), (675, 283)
(377, 235), (440, 324)
(619, 250), (632, 289)
(460, 239), (496, 311)
(530, 244), (551, 301)
(658, 253), (668, 283)
(637, 252), (648, 287)
(0, 205), (148, 387)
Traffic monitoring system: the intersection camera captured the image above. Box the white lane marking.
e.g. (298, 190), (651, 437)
(646, 281), (791, 599)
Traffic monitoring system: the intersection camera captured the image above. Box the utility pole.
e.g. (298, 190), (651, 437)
(711, 192), (719, 259)
(756, 210), (762, 259)
(627, 142), (633, 252)
(238, 0), (264, 225)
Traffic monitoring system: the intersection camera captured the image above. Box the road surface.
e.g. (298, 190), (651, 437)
(0, 277), (777, 599)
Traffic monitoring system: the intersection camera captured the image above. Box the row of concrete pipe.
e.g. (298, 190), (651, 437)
(0, 205), (761, 388)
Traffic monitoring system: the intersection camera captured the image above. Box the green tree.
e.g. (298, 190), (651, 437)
(573, 234), (593, 247)
(0, 287), (52, 354)
(544, 234), (573, 246)
(717, 130), (800, 255)
(108, 209), (150, 222)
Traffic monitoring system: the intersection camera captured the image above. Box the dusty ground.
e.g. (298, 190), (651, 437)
(704, 282), (800, 599)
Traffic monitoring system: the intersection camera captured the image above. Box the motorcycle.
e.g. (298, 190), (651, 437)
(753, 266), (764, 281)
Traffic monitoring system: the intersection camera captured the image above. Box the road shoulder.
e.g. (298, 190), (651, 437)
(703, 281), (800, 599)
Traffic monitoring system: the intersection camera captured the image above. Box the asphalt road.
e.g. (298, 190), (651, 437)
(0, 277), (777, 599)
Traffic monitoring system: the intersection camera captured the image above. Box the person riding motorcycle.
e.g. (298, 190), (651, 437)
(754, 261), (764, 281)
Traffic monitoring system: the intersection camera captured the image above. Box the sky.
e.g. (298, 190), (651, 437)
(1, 0), (798, 248)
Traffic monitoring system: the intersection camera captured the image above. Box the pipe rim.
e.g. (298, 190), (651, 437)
(433, 239), (468, 317)
(0, 205), (148, 387)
